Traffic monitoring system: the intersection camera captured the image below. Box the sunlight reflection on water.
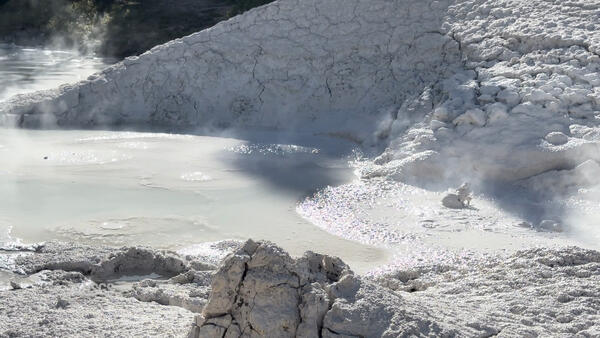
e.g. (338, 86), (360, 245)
(0, 43), (114, 102)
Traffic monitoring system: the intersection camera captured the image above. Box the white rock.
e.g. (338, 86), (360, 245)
(432, 107), (449, 122)
(563, 88), (592, 105)
(441, 193), (465, 209)
(190, 241), (600, 337)
(192, 240), (402, 337)
(545, 132), (569, 145)
(485, 102), (509, 123)
(524, 88), (555, 103)
(191, 240), (463, 337)
(479, 84), (501, 96)
(569, 103), (595, 119)
(478, 94), (497, 104)
(453, 108), (487, 127)
(430, 119), (447, 130)
(511, 102), (542, 115)
(538, 220), (563, 232)
(497, 89), (521, 106)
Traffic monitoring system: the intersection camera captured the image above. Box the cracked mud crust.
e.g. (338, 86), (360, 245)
(0, 241), (236, 337)
(1, 285), (195, 338)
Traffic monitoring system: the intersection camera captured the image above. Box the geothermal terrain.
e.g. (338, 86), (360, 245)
(2, 0), (600, 337)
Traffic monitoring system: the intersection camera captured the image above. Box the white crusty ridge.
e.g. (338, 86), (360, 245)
(0, 0), (459, 134)
(2, 0), (600, 185)
(365, 0), (600, 182)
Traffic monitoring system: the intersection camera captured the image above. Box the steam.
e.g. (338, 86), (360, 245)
(0, 44), (113, 103)
(0, 0), (110, 53)
(538, 158), (600, 245)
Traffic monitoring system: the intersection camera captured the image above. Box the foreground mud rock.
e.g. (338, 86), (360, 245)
(5, 241), (242, 312)
(0, 241), (241, 336)
(3, 240), (600, 336)
(189, 240), (600, 337)
(1, 279), (195, 337)
(11, 241), (188, 280)
(1, 243), (203, 337)
(190, 240), (459, 337)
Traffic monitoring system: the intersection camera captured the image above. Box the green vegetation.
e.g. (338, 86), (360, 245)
(0, 0), (275, 58)
(0, 0), (130, 53)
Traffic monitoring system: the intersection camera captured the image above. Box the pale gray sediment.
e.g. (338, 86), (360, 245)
(0, 241), (232, 337)
(1, 280), (195, 338)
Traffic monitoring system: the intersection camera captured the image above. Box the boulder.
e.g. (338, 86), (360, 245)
(190, 240), (456, 337)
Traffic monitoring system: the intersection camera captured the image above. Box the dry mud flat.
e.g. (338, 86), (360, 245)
(1, 240), (600, 337)
(0, 241), (220, 337)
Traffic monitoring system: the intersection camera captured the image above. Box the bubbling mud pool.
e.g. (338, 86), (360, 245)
(0, 44), (389, 275)
(0, 128), (387, 273)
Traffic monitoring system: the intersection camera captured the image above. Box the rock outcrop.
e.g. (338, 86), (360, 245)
(189, 240), (457, 337)
(11, 241), (188, 280)
(188, 240), (600, 337)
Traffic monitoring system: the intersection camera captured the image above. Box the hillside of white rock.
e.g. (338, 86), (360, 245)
(2, 0), (600, 186)
(2, 0), (600, 336)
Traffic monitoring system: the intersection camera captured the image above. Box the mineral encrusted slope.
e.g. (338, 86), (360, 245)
(190, 240), (458, 337)
(0, 0), (459, 136)
(3, 0), (600, 185)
